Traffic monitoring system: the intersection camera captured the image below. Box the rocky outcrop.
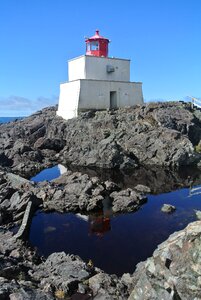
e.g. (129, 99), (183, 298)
(128, 221), (201, 300)
(0, 168), (148, 218)
(110, 188), (147, 213)
(37, 171), (147, 214)
(1, 102), (201, 298)
(0, 102), (201, 174)
(0, 171), (42, 225)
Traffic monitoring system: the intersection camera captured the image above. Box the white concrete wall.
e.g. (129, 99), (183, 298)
(57, 79), (143, 120)
(78, 80), (143, 110)
(68, 56), (86, 81)
(68, 55), (130, 82)
(57, 81), (80, 120)
(85, 56), (130, 82)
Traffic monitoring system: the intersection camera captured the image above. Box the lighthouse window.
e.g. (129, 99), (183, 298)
(90, 42), (99, 51)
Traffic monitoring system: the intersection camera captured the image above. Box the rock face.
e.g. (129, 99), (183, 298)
(0, 102), (201, 174)
(128, 221), (201, 300)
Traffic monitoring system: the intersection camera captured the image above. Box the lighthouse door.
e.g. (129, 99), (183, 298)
(110, 91), (117, 109)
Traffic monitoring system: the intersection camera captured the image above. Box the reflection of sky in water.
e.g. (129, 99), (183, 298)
(29, 185), (201, 276)
(30, 164), (67, 182)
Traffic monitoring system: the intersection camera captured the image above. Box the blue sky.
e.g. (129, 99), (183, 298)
(0, 0), (200, 116)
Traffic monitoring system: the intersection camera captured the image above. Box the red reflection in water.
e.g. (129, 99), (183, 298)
(89, 214), (111, 237)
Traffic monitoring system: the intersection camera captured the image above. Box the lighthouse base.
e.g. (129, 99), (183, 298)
(57, 79), (143, 120)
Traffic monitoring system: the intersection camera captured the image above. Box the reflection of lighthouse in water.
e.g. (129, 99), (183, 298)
(76, 197), (112, 237)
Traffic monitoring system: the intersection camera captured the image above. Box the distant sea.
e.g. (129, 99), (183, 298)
(0, 117), (23, 124)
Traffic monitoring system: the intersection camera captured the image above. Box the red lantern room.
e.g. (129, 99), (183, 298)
(85, 30), (110, 57)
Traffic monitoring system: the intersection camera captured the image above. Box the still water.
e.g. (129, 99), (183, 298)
(30, 165), (63, 182)
(29, 166), (201, 276)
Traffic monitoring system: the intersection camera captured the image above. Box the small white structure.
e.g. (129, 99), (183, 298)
(57, 30), (144, 120)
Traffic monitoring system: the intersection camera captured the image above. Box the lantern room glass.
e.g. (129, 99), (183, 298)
(91, 42), (99, 50)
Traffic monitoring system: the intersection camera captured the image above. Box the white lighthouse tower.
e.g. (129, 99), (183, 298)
(57, 30), (144, 120)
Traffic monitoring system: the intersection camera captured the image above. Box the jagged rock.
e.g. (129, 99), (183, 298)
(161, 204), (176, 213)
(110, 188), (147, 213)
(32, 252), (91, 295)
(0, 276), (54, 300)
(12, 140), (33, 155)
(128, 221), (201, 300)
(9, 289), (55, 300)
(34, 137), (65, 151)
(0, 102), (201, 174)
(88, 273), (123, 299)
(133, 184), (151, 193)
(6, 173), (32, 189)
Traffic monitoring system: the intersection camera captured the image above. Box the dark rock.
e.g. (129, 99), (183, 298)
(0, 211), (3, 225)
(1, 102), (201, 174)
(32, 252), (91, 295)
(9, 289), (55, 300)
(88, 273), (121, 299)
(128, 221), (201, 300)
(110, 188), (147, 213)
(0, 152), (13, 167)
(13, 140), (32, 155)
(34, 137), (65, 151)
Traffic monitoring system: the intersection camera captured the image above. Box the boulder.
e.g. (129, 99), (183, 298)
(161, 204), (176, 213)
(110, 188), (147, 213)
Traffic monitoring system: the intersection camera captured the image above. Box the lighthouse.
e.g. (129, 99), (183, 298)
(57, 30), (143, 120)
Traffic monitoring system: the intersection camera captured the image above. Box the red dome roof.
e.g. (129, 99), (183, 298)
(86, 30), (109, 42)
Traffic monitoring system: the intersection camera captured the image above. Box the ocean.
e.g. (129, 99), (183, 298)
(0, 117), (23, 124)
